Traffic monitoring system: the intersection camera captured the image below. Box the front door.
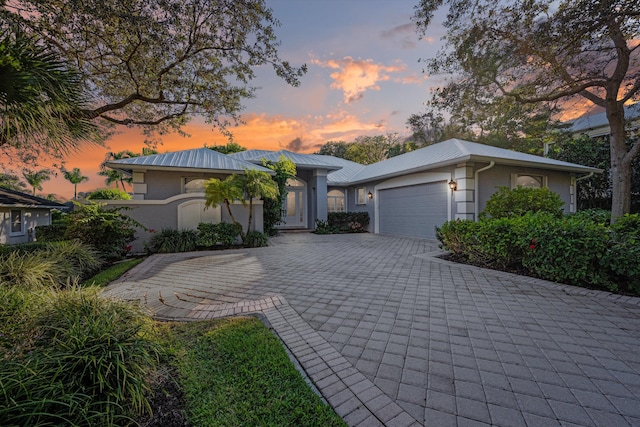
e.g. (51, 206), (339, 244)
(281, 178), (306, 228)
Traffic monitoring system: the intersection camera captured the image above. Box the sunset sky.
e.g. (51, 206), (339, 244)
(33, 0), (445, 198)
(35, 0), (589, 199)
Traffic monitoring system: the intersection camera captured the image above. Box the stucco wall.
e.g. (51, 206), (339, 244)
(476, 164), (573, 215)
(0, 208), (52, 244)
(142, 170), (228, 200)
(105, 196), (264, 252)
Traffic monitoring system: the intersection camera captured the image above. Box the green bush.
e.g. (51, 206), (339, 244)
(482, 186), (564, 219)
(148, 229), (198, 253)
(35, 223), (68, 242)
(196, 222), (242, 248)
(0, 287), (160, 426)
(570, 208), (611, 225)
(326, 212), (370, 233)
(313, 219), (338, 234)
(603, 214), (640, 294)
(63, 203), (142, 260)
(0, 286), (42, 357)
(436, 219), (482, 257)
(86, 188), (132, 200)
(521, 215), (611, 289)
(244, 231), (269, 248)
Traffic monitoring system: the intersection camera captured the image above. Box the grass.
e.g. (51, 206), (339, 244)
(160, 317), (347, 427)
(82, 257), (144, 287)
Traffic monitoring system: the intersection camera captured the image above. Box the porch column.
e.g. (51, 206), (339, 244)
(454, 164), (475, 220)
(312, 169), (328, 227)
(132, 171), (147, 200)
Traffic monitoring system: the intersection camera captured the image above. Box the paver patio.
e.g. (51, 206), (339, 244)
(104, 233), (640, 426)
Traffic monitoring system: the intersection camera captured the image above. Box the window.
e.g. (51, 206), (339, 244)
(327, 190), (345, 213)
(513, 174), (546, 189)
(10, 209), (24, 235)
(184, 178), (206, 193)
(356, 188), (366, 205)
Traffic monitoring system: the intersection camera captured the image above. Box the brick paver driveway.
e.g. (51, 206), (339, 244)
(105, 233), (640, 426)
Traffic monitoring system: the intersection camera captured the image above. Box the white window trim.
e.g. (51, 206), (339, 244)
(10, 209), (25, 236)
(327, 189), (345, 213)
(510, 173), (548, 189)
(356, 187), (366, 205)
(183, 177), (207, 194)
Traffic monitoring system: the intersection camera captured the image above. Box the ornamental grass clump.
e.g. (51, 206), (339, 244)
(0, 286), (161, 426)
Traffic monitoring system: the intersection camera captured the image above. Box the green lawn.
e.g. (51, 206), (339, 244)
(160, 318), (347, 427)
(81, 257), (144, 287)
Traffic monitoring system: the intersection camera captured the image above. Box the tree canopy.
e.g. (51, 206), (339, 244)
(1, 0), (306, 142)
(315, 134), (413, 165)
(414, 0), (640, 218)
(0, 29), (101, 165)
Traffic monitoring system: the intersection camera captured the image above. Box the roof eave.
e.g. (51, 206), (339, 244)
(105, 163), (275, 175)
(468, 155), (603, 174)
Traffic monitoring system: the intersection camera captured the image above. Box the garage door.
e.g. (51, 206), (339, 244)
(378, 181), (449, 239)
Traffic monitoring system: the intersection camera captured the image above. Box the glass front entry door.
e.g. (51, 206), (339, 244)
(281, 177), (306, 228)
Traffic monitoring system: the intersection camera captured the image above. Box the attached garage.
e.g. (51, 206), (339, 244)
(378, 181), (449, 239)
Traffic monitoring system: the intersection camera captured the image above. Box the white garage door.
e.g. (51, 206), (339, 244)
(378, 181), (449, 239)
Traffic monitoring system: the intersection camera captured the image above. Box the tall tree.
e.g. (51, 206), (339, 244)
(22, 169), (50, 195)
(315, 141), (350, 158)
(237, 169), (279, 234)
(99, 150), (136, 190)
(205, 142), (247, 154)
(0, 173), (27, 191)
(62, 167), (88, 200)
(414, 0), (640, 219)
(0, 29), (100, 164)
(2, 0), (306, 142)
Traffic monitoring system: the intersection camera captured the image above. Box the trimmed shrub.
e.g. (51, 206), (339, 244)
(520, 215), (611, 289)
(244, 231), (269, 248)
(436, 219), (482, 258)
(326, 212), (370, 233)
(34, 223), (68, 242)
(147, 228), (198, 253)
(481, 186), (564, 219)
(196, 222), (242, 248)
(603, 214), (640, 294)
(570, 208), (611, 225)
(86, 188), (132, 200)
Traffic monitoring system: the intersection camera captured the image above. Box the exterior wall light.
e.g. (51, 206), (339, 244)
(367, 191), (373, 199)
(448, 179), (457, 191)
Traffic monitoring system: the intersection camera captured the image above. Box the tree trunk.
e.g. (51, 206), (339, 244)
(607, 102), (632, 221)
(247, 197), (253, 234)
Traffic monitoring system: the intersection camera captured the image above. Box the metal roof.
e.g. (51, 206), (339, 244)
(0, 187), (65, 209)
(229, 150), (366, 184)
(569, 103), (640, 136)
(106, 148), (273, 174)
(348, 138), (600, 184)
(230, 150), (341, 170)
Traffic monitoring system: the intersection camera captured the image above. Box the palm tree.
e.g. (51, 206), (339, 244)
(63, 167), (89, 200)
(238, 169), (279, 234)
(22, 169), (51, 195)
(99, 150), (136, 190)
(0, 173), (28, 191)
(205, 177), (244, 232)
(0, 29), (100, 155)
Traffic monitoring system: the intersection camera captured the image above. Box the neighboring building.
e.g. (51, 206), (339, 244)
(0, 188), (65, 244)
(105, 139), (600, 249)
(569, 103), (640, 138)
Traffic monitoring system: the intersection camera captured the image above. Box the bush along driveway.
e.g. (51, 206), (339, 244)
(105, 233), (640, 426)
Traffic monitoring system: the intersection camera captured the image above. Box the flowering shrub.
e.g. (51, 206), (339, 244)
(326, 212), (369, 233)
(437, 212), (640, 294)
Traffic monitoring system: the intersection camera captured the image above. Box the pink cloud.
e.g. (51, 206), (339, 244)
(312, 57), (407, 103)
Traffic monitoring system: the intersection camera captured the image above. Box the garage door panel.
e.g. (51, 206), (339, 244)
(378, 182), (448, 238)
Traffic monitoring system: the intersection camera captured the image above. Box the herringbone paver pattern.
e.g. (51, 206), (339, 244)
(105, 233), (640, 426)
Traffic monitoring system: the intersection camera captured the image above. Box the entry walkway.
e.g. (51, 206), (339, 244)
(105, 233), (640, 426)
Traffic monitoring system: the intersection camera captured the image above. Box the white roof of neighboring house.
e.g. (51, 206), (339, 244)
(348, 139), (600, 184)
(106, 147), (274, 174)
(569, 103), (640, 137)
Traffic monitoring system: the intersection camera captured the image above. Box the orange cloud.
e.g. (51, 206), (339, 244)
(312, 57), (407, 103)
